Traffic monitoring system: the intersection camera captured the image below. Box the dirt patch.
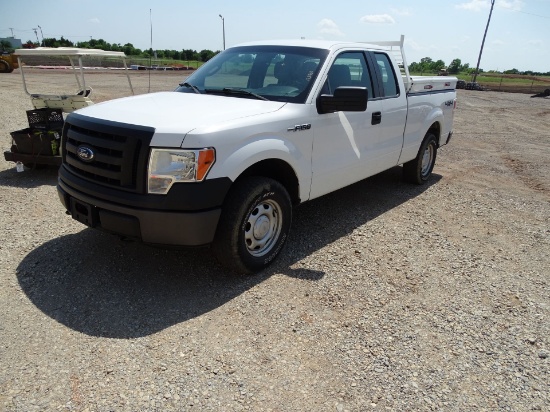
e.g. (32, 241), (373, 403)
(0, 72), (548, 411)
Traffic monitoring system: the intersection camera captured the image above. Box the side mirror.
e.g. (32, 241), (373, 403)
(317, 87), (368, 114)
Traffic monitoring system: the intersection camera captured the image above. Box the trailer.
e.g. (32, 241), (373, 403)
(3, 47), (133, 169)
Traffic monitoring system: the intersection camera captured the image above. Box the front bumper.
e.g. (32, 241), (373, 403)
(57, 169), (231, 247)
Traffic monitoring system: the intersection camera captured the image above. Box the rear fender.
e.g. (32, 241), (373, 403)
(399, 107), (443, 164)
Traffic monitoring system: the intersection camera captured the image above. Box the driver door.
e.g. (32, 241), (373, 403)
(310, 51), (386, 199)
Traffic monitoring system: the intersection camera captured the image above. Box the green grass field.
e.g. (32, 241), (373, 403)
(411, 71), (550, 93)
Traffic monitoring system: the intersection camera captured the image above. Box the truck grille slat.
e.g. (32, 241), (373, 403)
(61, 114), (155, 193)
(67, 129), (128, 151)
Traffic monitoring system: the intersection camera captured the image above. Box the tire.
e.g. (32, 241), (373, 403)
(403, 133), (438, 184)
(213, 176), (292, 274)
(0, 60), (11, 73)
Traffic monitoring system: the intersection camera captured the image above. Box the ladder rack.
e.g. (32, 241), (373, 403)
(362, 35), (412, 92)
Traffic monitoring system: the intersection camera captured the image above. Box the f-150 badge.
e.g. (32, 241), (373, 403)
(287, 124), (312, 132)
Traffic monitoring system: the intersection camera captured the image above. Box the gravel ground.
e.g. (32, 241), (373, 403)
(0, 70), (548, 411)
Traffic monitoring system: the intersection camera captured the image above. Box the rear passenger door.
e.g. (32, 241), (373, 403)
(370, 52), (408, 167)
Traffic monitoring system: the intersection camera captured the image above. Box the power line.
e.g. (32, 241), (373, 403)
(495, 7), (550, 19)
(514, 10), (550, 19)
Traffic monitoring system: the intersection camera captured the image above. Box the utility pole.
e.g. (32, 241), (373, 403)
(32, 28), (39, 45)
(473, 0), (495, 83)
(37, 25), (44, 46)
(219, 14), (226, 50)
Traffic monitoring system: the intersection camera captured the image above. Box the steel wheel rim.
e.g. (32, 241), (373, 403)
(244, 199), (283, 257)
(421, 143), (434, 177)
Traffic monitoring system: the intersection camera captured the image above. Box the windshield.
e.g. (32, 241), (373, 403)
(175, 45), (329, 103)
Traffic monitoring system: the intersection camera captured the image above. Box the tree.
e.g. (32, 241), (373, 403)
(0, 40), (14, 52)
(199, 49), (215, 62)
(182, 49), (199, 61)
(122, 43), (135, 56)
(432, 59), (446, 72)
(448, 58), (462, 74)
(419, 57), (433, 74)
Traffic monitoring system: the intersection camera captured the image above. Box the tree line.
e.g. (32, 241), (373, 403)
(2, 37), (549, 76)
(1, 37), (219, 62)
(408, 56), (550, 77)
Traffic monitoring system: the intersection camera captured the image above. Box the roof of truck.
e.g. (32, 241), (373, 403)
(233, 39), (387, 51)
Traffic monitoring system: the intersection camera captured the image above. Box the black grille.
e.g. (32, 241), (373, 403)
(62, 113), (155, 193)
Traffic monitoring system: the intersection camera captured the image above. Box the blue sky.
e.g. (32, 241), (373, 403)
(1, 0), (549, 72)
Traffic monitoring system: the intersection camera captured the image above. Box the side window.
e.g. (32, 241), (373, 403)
(321, 51), (374, 99)
(373, 53), (399, 97)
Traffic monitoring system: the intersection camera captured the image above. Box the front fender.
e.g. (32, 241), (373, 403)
(208, 137), (311, 202)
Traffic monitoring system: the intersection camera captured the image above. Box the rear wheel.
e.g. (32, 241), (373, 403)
(403, 133), (438, 184)
(213, 177), (292, 274)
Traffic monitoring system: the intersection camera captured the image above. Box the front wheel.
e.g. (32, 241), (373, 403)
(0, 60), (11, 73)
(212, 177), (292, 274)
(403, 133), (438, 184)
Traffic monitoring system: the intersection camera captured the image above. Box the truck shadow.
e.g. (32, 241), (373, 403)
(16, 167), (441, 338)
(0, 165), (58, 188)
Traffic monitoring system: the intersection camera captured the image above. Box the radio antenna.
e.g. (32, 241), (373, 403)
(148, 8), (153, 93)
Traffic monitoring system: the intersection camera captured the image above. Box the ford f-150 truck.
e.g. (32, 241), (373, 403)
(57, 36), (457, 273)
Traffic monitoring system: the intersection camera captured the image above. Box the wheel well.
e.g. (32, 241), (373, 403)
(427, 122), (441, 147)
(236, 159), (300, 205)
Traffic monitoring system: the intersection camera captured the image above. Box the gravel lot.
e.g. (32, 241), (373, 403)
(0, 70), (548, 411)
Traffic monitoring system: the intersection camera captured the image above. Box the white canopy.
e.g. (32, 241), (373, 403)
(14, 47), (127, 58)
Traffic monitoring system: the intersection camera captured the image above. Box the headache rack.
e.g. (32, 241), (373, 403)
(362, 35), (412, 93)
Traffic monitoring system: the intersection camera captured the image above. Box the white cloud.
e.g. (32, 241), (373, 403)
(456, 0), (524, 12)
(89, 18), (100, 24)
(317, 19), (345, 37)
(390, 7), (411, 16)
(360, 14), (396, 24)
(456, 0), (488, 11)
(405, 39), (426, 51)
(528, 39), (543, 47)
(496, 0), (524, 11)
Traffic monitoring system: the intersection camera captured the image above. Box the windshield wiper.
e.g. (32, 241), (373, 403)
(205, 87), (269, 101)
(179, 82), (201, 94)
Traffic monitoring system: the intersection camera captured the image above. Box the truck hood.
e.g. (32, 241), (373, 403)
(73, 91), (286, 142)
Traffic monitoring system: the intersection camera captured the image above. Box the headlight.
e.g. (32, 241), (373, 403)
(147, 148), (215, 194)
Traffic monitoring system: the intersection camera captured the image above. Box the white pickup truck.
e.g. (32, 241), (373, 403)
(57, 36), (457, 273)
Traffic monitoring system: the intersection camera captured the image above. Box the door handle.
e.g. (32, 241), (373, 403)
(372, 112), (382, 125)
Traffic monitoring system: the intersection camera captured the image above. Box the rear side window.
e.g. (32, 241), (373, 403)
(373, 53), (399, 97)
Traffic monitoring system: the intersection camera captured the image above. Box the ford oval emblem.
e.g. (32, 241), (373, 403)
(77, 145), (95, 162)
